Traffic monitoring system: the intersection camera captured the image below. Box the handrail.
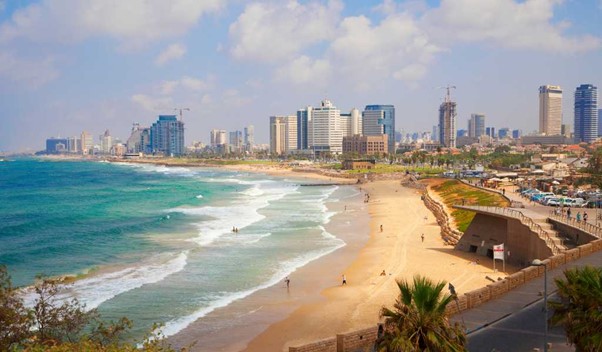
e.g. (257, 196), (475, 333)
(548, 212), (602, 239)
(454, 205), (563, 255)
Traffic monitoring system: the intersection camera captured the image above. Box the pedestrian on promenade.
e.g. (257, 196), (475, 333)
(567, 207), (572, 219)
(584, 212), (588, 222)
(577, 212), (582, 222)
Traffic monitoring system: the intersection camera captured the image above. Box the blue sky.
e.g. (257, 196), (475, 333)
(0, 0), (601, 152)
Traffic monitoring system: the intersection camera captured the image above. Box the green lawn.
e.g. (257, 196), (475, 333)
(343, 164), (444, 175)
(431, 180), (510, 232)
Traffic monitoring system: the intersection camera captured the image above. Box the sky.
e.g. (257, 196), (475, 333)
(0, 0), (601, 152)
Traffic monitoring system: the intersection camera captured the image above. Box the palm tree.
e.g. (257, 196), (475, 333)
(550, 266), (602, 351)
(378, 275), (466, 352)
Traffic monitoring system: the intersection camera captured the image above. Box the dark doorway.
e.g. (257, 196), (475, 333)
(486, 249), (493, 258)
(469, 245), (478, 253)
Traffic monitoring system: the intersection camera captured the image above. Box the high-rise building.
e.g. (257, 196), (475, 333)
(539, 85), (563, 135)
(439, 101), (456, 148)
(340, 108), (362, 137)
(269, 115), (297, 155)
(229, 130), (243, 153)
(468, 114), (485, 138)
(486, 127), (496, 138)
(457, 129), (467, 138)
(46, 138), (68, 154)
(599, 109), (602, 137)
(126, 123), (146, 154)
(432, 126), (439, 142)
(150, 115), (185, 156)
(498, 128), (510, 139)
(99, 130), (112, 154)
(244, 125), (254, 151)
(210, 129), (227, 147)
(296, 106), (313, 150)
(309, 100), (343, 154)
(364, 105), (395, 154)
(67, 136), (81, 153)
(512, 129), (522, 139)
(574, 84), (598, 143)
(81, 131), (93, 155)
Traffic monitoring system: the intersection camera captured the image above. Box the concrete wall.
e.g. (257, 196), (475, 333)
(455, 213), (553, 267)
(336, 326), (379, 352)
(289, 337), (337, 352)
(547, 219), (598, 246)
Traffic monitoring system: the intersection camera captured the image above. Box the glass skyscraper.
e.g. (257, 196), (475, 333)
(364, 105), (395, 154)
(150, 115), (185, 156)
(574, 84), (598, 143)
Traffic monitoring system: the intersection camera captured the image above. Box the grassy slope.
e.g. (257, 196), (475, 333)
(430, 180), (510, 232)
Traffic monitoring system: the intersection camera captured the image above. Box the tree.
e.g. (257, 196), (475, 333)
(0, 265), (32, 350)
(0, 265), (184, 351)
(550, 266), (602, 351)
(378, 275), (466, 352)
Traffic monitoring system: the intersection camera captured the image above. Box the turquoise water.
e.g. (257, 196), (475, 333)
(0, 158), (353, 338)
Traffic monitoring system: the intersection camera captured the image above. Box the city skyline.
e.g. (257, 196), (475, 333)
(1, 0), (601, 152)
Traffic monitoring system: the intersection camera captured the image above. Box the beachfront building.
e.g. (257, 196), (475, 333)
(574, 84), (598, 143)
(468, 113), (485, 138)
(340, 108), (362, 137)
(439, 100), (457, 148)
(126, 123), (148, 154)
(45, 137), (69, 154)
(342, 134), (388, 156)
(539, 85), (563, 135)
(269, 115), (297, 156)
(81, 131), (93, 155)
(150, 115), (185, 156)
(244, 125), (254, 152)
(99, 130), (113, 154)
(364, 105), (395, 154)
(297, 106), (313, 150)
(210, 129), (227, 147)
(229, 130), (243, 154)
(308, 100), (343, 155)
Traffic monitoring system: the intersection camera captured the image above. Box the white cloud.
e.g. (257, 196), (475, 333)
(0, 0), (226, 47)
(423, 0), (600, 52)
(275, 56), (331, 84)
(0, 52), (60, 89)
(229, 0), (342, 62)
(155, 43), (187, 66)
(180, 76), (211, 91)
(159, 80), (179, 95)
(131, 94), (173, 112)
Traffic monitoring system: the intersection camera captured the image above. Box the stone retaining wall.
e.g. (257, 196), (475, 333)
(414, 184), (462, 245)
(289, 337), (337, 352)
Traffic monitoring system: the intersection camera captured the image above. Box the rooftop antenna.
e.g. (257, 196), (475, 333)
(174, 107), (190, 121)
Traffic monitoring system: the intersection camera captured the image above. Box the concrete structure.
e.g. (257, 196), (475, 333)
(574, 84), (598, 143)
(341, 159), (375, 170)
(309, 100), (343, 154)
(521, 135), (571, 145)
(270, 115), (297, 155)
(210, 129), (227, 148)
(340, 108), (362, 138)
(150, 115), (185, 156)
(539, 85), (563, 135)
(342, 134), (387, 156)
(468, 113), (485, 138)
(99, 130), (112, 154)
(439, 101), (457, 148)
(81, 131), (93, 155)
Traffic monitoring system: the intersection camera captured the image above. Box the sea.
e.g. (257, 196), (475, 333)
(0, 158), (358, 340)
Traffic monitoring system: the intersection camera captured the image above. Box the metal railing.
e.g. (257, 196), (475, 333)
(548, 212), (602, 239)
(455, 205), (563, 255)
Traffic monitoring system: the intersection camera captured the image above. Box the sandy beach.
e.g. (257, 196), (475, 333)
(167, 171), (517, 351)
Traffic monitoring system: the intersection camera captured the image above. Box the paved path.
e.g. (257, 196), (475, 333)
(451, 243), (602, 352)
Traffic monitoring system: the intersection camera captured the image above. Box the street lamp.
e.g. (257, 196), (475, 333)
(532, 259), (548, 352)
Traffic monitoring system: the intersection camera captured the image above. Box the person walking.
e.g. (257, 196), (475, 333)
(577, 212), (582, 222)
(342, 274), (347, 285)
(584, 212), (588, 223)
(284, 277), (290, 289)
(567, 207), (572, 219)
(421, 233), (425, 242)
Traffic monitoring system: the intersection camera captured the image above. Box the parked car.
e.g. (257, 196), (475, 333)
(545, 197), (561, 206)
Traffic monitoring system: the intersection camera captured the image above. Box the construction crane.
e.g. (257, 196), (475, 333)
(174, 107), (190, 121)
(438, 85), (456, 102)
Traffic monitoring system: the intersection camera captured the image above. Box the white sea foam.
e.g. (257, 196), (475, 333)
(22, 251), (189, 310)
(195, 194), (204, 199)
(112, 162), (197, 177)
(160, 237), (345, 337)
(173, 181), (298, 247)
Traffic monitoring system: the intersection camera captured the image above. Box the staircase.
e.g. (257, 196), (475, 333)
(532, 219), (575, 252)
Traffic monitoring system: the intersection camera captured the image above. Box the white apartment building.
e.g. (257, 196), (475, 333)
(539, 85), (563, 135)
(269, 115), (297, 155)
(308, 100), (343, 154)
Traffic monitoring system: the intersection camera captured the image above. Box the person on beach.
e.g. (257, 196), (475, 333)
(380, 224), (383, 232)
(342, 274), (347, 285)
(285, 277), (290, 288)
(380, 270), (386, 276)
(421, 234), (425, 242)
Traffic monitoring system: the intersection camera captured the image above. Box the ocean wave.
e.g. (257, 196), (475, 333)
(195, 194), (204, 199)
(21, 251), (189, 310)
(173, 182), (299, 246)
(112, 162), (197, 177)
(160, 240), (345, 337)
